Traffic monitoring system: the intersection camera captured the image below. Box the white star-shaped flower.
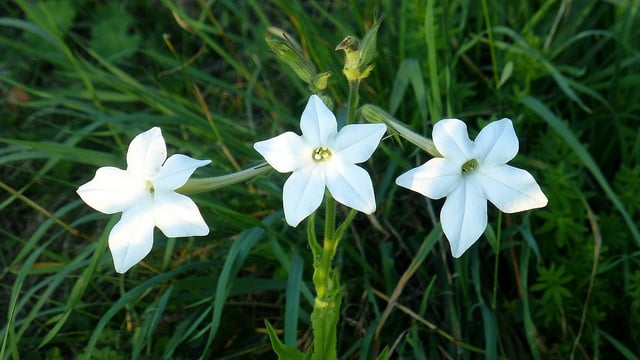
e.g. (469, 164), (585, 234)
(77, 127), (211, 273)
(254, 95), (387, 227)
(396, 118), (548, 257)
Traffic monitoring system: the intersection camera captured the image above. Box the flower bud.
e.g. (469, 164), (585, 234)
(335, 16), (384, 81)
(266, 28), (315, 84)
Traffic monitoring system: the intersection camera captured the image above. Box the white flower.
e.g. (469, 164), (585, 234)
(77, 127), (211, 273)
(396, 118), (548, 257)
(254, 95), (387, 227)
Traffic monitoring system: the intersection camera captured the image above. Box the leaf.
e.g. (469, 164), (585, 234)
(498, 61), (514, 88)
(90, 3), (141, 61)
(265, 320), (309, 360)
(389, 58), (428, 122)
(375, 346), (390, 360)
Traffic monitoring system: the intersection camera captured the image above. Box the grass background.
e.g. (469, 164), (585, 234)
(1, 0), (639, 359)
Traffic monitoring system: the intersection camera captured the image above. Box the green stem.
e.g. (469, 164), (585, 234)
(176, 163), (270, 195)
(314, 196), (337, 300)
(346, 80), (360, 124)
(310, 195), (339, 360)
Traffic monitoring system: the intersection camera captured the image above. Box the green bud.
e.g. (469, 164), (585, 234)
(266, 29), (315, 84)
(360, 104), (440, 157)
(310, 71), (332, 93)
(335, 16), (384, 81)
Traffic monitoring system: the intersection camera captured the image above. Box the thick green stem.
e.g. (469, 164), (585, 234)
(314, 196), (337, 300)
(310, 195), (339, 360)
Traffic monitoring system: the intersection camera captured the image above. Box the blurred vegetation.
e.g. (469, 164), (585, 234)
(1, 0), (639, 359)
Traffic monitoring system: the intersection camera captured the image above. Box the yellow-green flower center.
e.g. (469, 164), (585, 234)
(312, 146), (332, 161)
(145, 179), (155, 194)
(461, 159), (479, 176)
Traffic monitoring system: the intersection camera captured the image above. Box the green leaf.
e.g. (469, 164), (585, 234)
(375, 346), (390, 360)
(90, 3), (141, 61)
(498, 60), (514, 88)
(265, 320), (309, 360)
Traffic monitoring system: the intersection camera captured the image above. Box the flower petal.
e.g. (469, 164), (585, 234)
(440, 179), (488, 257)
(395, 158), (461, 199)
(254, 132), (313, 173)
(108, 204), (155, 273)
(325, 161), (377, 214)
(153, 191), (210, 237)
(77, 166), (150, 214)
(475, 164), (548, 213)
(432, 118), (473, 162)
(126, 127), (167, 178)
(332, 123), (386, 164)
(152, 154), (210, 191)
(473, 118), (518, 166)
(300, 95), (337, 146)
(282, 165), (325, 227)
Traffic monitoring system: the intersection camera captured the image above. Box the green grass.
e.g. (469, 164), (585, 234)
(1, 0), (640, 359)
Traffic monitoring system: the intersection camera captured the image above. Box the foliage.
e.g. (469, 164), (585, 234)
(1, 0), (639, 359)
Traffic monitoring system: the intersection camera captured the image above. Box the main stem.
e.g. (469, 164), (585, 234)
(311, 195), (339, 360)
(347, 80), (360, 125)
(314, 196), (337, 300)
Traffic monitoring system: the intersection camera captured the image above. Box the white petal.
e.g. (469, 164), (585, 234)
(473, 118), (518, 166)
(395, 158), (461, 199)
(254, 132), (313, 173)
(325, 161), (377, 214)
(475, 165), (548, 213)
(282, 165), (325, 227)
(152, 191), (210, 237)
(332, 123), (386, 164)
(108, 204), (155, 273)
(77, 166), (150, 214)
(152, 154), (210, 191)
(440, 179), (488, 257)
(300, 95), (337, 146)
(126, 127), (167, 178)
(432, 119), (473, 161)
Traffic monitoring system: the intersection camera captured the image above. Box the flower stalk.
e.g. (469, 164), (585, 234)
(177, 163), (271, 195)
(360, 104), (440, 157)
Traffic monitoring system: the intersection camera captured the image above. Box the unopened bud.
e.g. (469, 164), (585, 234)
(335, 16), (384, 81)
(266, 28), (316, 84)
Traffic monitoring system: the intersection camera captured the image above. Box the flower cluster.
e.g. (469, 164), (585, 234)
(78, 96), (547, 272)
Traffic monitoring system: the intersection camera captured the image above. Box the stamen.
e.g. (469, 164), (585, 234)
(461, 159), (479, 175)
(145, 179), (155, 194)
(312, 146), (332, 161)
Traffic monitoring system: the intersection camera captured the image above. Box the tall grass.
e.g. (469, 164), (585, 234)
(1, 0), (639, 358)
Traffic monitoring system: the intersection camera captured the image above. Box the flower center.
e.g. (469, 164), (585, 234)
(461, 159), (479, 176)
(312, 146), (332, 162)
(145, 179), (155, 194)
